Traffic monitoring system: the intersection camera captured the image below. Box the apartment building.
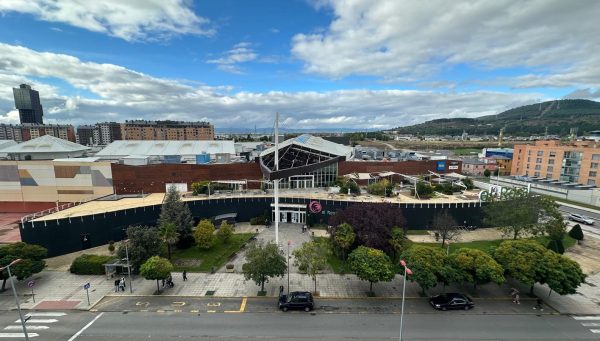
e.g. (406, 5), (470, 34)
(0, 123), (76, 143)
(511, 140), (600, 186)
(122, 120), (214, 141)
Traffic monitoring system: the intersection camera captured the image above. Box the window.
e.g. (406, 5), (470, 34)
(537, 151), (543, 156)
(549, 151), (556, 157)
(547, 173), (553, 178)
(528, 150), (532, 156)
(590, 171), (598, 177)
(534, 172), (540, 177)
(592, 162), (598, 169)
(535, 165), (541, 170)
(593, 154), (600, 161)
(548, 159), (554, 165)
(547, 166), (554, 172)
(536, 158), (542, 163)
(588, 179), (596, 186)
(527, 157), (531, 162)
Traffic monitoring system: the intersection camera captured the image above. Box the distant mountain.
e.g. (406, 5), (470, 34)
(393, 99), (600, 136)
(215, 127), (376, 134)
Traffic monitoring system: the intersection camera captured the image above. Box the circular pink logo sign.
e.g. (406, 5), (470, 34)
(308, 201), (322, 213)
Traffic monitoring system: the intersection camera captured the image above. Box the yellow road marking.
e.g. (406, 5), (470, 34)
(225, 297), (247, 313)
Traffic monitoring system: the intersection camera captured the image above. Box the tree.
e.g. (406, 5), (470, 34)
(432, 209), (460, 247)
(117, 225), (162, 271)
(293, 240), (330, 293)
(367, 179), (394, 197)
(336, 177), (360, 195)
(483, 191), (544, 239)
(568, 224), (584, 244)
(139, 256), (174, 293)
(448, 248), (505, 289)
(332, 223), (355, 259)
(415, 181), (434, 198)
(158, 222), (179, 259)
(217, 221), (234, 244)
(242, 242), (287, 292)
(195, 219), (216, 249)
(348, 246), (395, 294)
(329, 203), (407, 254)
(157, 185), (194, 248)
(547, 239), (565, 254)
(400, 246), (447, 294)
(462, 177), (474, 190)
(544, 252), (586, 295)
(388, 227), (407, 262)
(483, 169), (491, 177)
(0, 242), (47, 291)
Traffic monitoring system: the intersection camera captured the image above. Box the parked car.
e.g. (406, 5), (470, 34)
(568, 213), (595, 225)
(430, 293), (474, 311)
(278, 291), (314, 312)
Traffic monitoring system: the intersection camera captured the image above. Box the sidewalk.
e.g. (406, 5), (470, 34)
(1, 269), (598, 315)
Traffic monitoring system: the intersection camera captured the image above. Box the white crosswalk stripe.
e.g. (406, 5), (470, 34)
(573, 315), (600, 335)
(1, 311), (66, 339)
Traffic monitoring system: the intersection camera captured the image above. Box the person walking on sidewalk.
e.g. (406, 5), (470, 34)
(533, 298), (543, 311)
(114, 279), (120, 292)
(182, 270), (187, 281)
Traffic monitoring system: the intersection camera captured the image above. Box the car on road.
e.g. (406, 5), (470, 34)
(568, 213), (595, 225)
(430, 293), (474, 311)
(278, 291), (314, 312)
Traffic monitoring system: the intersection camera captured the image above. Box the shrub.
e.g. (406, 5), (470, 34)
(367, 179), (394, 197)
(568, 224), (584, 242)
(69, 254), (115, 275)
(195, 219), (216, 249)
(108, 241), (115, 254)
(547, 239), (565, 254)
(217, 221), (234, 244)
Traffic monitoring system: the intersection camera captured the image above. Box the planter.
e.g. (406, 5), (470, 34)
(225, 264), (235, 273)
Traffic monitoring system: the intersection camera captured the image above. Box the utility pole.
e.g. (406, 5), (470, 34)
(274, 112), (280, 246)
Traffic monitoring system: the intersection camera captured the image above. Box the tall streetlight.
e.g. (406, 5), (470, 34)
(123, 240), (133, 293)
(1, 259), (29, 341)
(287, 240), (291, 295)
(399, 260), (413, 341)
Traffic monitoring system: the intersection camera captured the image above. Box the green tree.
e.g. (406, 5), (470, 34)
(217, 221), (234, 244)
(336, 177), (360, 195)
(158, 222), (179, 259)
(117, 225), (162, 271)
(568, 224), (584, 244)
(483, 191), (544, 239)
(400, 246), (446, 294)
(333, 223), (355, 259)
(483, 169), (491, 177)
(348, 246), (395, 294)
(544, 252), (586, 295)
(415, 181), (434, 198)
(388, 227), (406, 262)
(242, 242), (287, 292)
(448, 248), (505, 289)
(139, 256), (174, 293)
(0, 242), (47, 291)
(462, 177), (474, 190)
(194, 219), (216, 249)
(367, 179), (394, 197)
(432, 209), (460, 247)
(547, 239), (565, 254)
(293, 240), (330, 293)
(157, 185), (194, 248)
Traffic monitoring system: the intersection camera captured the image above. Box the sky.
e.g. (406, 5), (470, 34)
(0, 0), (599, 131)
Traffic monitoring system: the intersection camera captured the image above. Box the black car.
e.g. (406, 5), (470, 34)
(278, 291), (314, 312)
(429, 293), (474, 311)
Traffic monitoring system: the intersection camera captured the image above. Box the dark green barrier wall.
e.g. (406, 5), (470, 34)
(20, 196), (485, 257)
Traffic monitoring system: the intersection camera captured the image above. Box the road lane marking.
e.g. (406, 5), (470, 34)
(573, 316), (600, 320)
(207, 310), (216, 313)
(0, 333), (39, 338)
(207, 302), (221, 307)
(225, 297), (247, 313)
(172, 302), (186, 306)
(67, 312), (104, 341)
(590, 329), (600, 334)
(25, 312), (66, 317)
(581, 323), (600, 327)
(4, 326), (49, 330)
(190, 310), (199, 313)
(15, 319), (57, 324)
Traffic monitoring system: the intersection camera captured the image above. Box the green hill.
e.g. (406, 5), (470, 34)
(394, 99), (600, 136)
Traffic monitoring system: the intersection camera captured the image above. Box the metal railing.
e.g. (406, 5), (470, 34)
(20, 194), (110, 225)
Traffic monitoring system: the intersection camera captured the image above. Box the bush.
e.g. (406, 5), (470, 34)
(217, 221), (234, 244)
(414, 181), (434, 198)
(69, 254), (115, 275)
(568, 224), (584, 242)
(367, 179), (394, 197)
(108, 241), (115, 254)
(547, 239), (565, 254)
(250, 212), (269, 225)
(195, 219), (216, 249)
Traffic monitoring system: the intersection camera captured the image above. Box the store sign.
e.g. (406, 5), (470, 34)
(478, 186), (529, 202)
(436, 161), (446, 171)
(448, 165), (459, 170)
(308, 201), (322, 213)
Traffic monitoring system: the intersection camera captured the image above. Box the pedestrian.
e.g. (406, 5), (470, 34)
(119, 278), (125, 292)
(162, 278), (165, 287)
(114, 279), (120, 292)
(182, 270), (187, 281)
(514, 293), (520, 304)
(533, 298), (543, 311)
(121, 277), (126, 290)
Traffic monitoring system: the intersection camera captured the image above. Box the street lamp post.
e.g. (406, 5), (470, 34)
(287, 240), (291, 296)
(124, 241), (133, 293)
(1, 259), (29, 341)
(399, 260), (413, 341)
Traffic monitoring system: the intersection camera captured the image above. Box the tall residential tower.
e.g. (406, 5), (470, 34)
(13, 84), (44, 124)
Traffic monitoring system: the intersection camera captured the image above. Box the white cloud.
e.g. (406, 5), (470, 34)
(0, 0), (213, 42)
(0, 43), (541, 129)
(207, 42), (258, 74)
(292, 0), (600, 88)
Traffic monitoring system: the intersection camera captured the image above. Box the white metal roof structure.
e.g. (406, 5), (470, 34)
(95, 140), (236, 158)
(2, 135), (90, 154)
(260, 134), (353, 159)
(0, 140), (17, 158)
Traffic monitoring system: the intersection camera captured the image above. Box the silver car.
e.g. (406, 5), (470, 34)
(568, 213), (595, 225)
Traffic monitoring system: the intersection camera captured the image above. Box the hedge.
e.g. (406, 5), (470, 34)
(69, 254), (115, 275)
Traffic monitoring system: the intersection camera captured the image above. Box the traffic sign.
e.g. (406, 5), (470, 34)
(27, 280), (35, 288)
(83, 283), (90, 290)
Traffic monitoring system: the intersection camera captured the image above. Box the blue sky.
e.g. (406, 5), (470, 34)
(0, 0), (598, 130)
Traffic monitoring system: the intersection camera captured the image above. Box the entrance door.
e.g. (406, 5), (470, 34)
(291, 212), (298, 223)
(280, 212), (287, 223)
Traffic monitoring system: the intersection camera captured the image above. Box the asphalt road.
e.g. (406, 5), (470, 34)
(1, 311), (592, 341)
(557, 205), (600, 238)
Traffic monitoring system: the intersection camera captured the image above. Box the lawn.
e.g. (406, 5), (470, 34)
(406, 230), (430, 235)
(171, 233), (255, 272)
(451, 148), (480, 156)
